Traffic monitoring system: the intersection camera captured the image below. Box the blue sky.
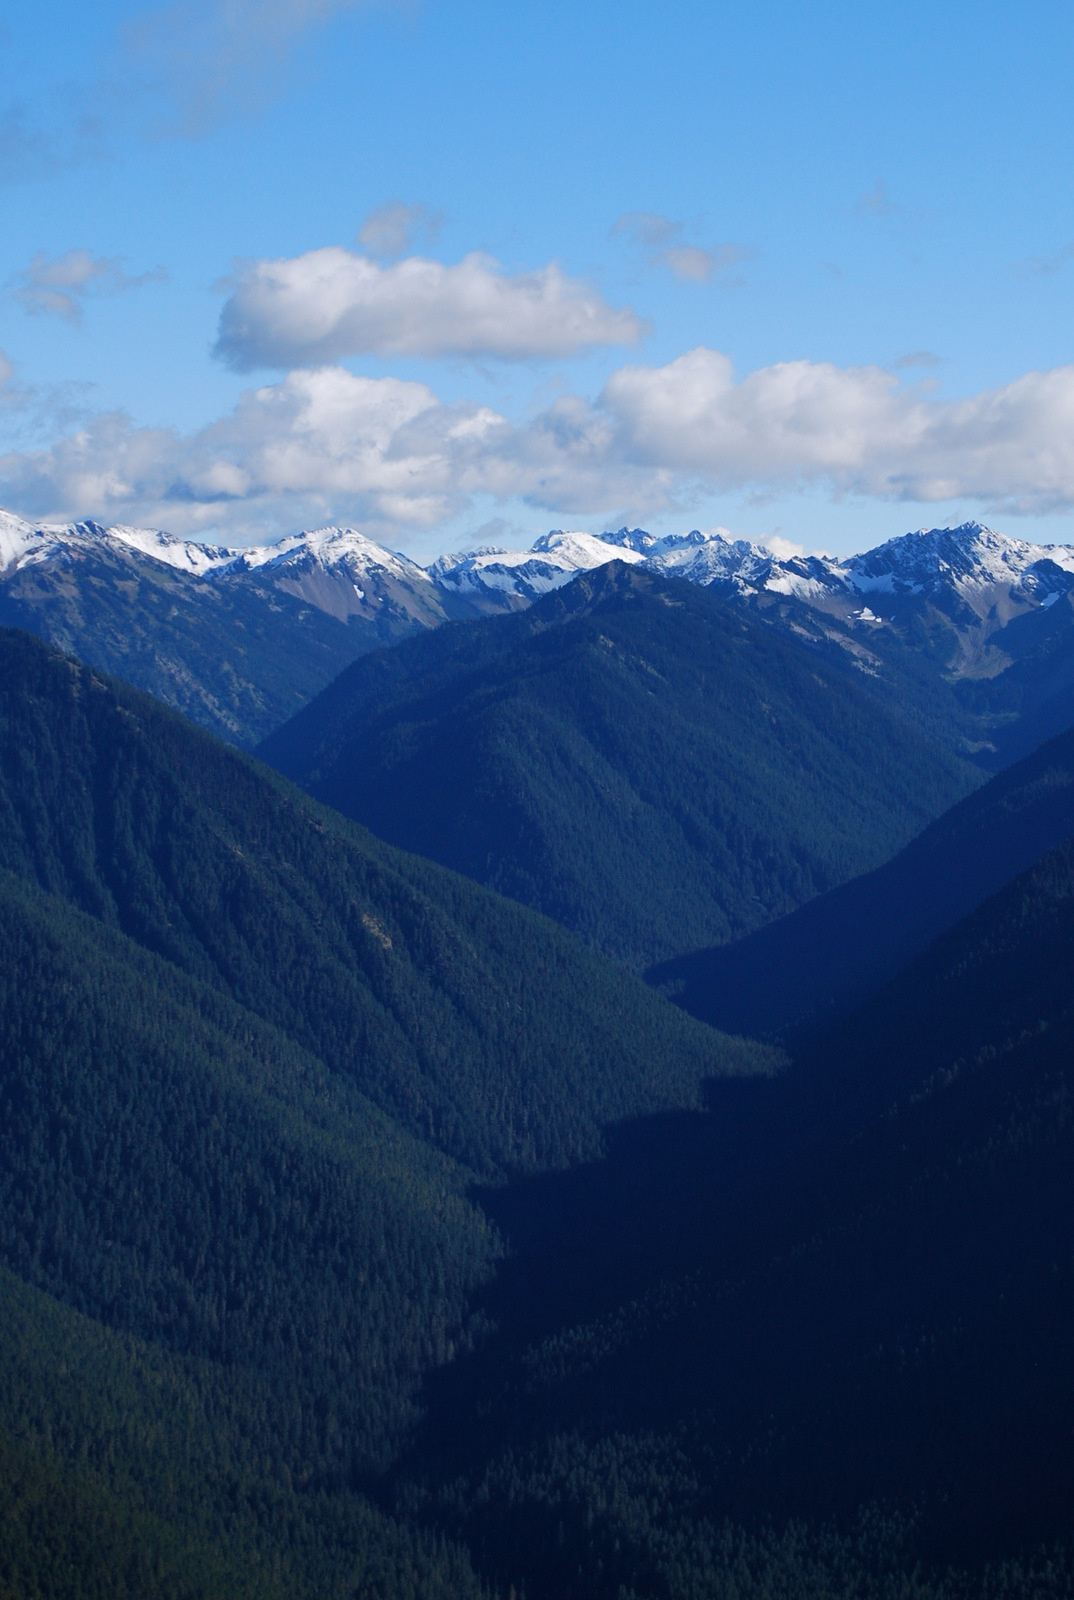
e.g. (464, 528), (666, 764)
(2, 0), (1074, 558)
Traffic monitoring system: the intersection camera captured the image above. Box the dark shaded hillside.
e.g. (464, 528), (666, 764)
(951, 583), (1074, 765)
(0, 626), (762, 1174)
(651, 717), (1074, 1039)
(0, 876), (492, 1595)
(0, 540), (439, 748)
(260, 562), (978, 969)
(0, 628), (772, 1598)
(401, 837), (1074, 1599)
(0, 866), (493, 1481)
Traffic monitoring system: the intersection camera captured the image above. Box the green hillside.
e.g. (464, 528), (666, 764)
(0, 625), (772, 1597)
(260, 562), (979, 969)
(651, 716), (1074, 1038)
(0, 867), (493, 1596)
(0, 626), (764, 1174)
(3, 620), (1066, 1599)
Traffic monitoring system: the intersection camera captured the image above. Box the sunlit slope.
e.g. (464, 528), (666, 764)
(260, 562), (978, 969)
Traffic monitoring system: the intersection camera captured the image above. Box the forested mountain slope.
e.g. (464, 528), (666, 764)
(435, 521), (1074, 766)
(0, 626), (759, 1173)
(260, 562), (979, 969)
(652, 717), (1074, 1037)
(0, 515), (467, 748)
(0, 627), (771, 1597)
(401, 835), (1074, 1599)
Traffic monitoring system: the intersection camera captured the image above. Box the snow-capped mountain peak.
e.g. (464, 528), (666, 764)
(429, 529), (646, 611)
(106, 523), (244, 576)
(848, 522), (1074, 594)
(231, 525), (429, 583)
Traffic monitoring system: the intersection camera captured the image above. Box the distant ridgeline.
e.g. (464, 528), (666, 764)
(260, 561), (979, 969)
(5, 509), (1074, 762)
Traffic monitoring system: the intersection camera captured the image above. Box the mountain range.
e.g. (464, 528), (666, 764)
(0, 625), (768, 1599)
(0, 511), (465, 747)
(5, 506), (1074, 760)
(259, 560), (979, 968)
(3, 599), (1074, 1595)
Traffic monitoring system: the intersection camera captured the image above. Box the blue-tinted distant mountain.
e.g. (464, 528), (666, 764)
(6, 508), (1074, 762)
(650, 716), (1074, 1038)
(260, 560), (979, 969)
(438, 519), (1074, 764)
(0, 511), (475, 747)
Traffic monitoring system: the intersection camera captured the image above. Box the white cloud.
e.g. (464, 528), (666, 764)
(357, 202), (441, 259)
(8, 349), (1074, 541)
(13, 250), (166, 322)
(764, 535), (806, 560)
(612, 212), (680, 250)
(895, 350), (941, 369)
(601, 347), (1074, 512)
(662, 246), (716, 284)
(0, 350), (12, 387)
(214, 247), (647, 368)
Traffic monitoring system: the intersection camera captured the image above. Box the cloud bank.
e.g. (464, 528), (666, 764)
(6, 349), (1074, 540)
(214, 247), (647, 368)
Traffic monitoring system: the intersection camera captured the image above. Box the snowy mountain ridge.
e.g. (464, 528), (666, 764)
(4, 506), (1074, 686)
(0, 510), (431, 586)
(7, 506), (1073, 617)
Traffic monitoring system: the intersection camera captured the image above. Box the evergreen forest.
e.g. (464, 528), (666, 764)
(260, 562), (980, 969)
(1, 616), (1073, 1599)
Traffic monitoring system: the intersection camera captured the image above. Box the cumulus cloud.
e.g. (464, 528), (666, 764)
(612, 213), (751, 284)
(214, 247), (647, 368)
(8, 350), (1074, 540)
(765, 535), (807, 560)
(357, 202), (441, 259)
(13, 250), (166, 322)
(601, 347), (1074, 511)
